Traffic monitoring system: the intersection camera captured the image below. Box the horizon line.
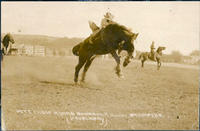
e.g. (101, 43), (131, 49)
(1, 32), (198, 56)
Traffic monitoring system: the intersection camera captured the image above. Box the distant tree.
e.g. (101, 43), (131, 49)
(190, 50), (200, 56)
(170, 51), (183, 63)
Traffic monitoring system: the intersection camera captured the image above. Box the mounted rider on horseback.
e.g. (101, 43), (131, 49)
(150, 41), (156, 61)
(89, 12), (115, 43)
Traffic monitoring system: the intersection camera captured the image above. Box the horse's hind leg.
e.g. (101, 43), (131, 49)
(141, 60), (145, 68)
(74, 57), (86, 83)
(159, 62), (161, 70)
(81, 56), (96, 82)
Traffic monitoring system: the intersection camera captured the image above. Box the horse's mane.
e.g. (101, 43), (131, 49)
(87, 23), (135, 45)
(106, 23), (134, 37)
(115, 24), (131, 32)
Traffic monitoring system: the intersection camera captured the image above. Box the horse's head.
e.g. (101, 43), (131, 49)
(122, 32), (139, 67)
(103, 24), (139, 66)
(7, 33), (15, 44)
(156, 46), (166, 56)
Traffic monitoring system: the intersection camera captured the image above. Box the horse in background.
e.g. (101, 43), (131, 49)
(139, 46), (166, 70)
(1, 33), (15, 61)
(72, 23), (139, 83)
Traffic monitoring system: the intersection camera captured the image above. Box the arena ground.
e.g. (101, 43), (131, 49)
(1, 56), (199, 130)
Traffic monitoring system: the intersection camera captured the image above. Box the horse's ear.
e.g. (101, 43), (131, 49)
(135, 33), (139, 37)
(132, 33), (139, 39)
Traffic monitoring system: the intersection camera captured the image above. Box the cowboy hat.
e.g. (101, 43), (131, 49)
(104, 12), (114, 19)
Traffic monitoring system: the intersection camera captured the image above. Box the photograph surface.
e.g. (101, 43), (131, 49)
(1, 1), (199, 130)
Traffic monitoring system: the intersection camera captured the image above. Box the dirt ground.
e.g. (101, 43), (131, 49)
(1, 56), (199, 130)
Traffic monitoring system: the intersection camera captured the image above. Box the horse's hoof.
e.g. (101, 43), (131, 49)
(123, 62), (128, 67)
(80, 78), (85, 82)
(117, 73), (124, 79)
(74, 78), (78, 83)
(73, 82), (78, 87)
(119, 75), (125, 79)
(80, 80), (85, 84)
(79, 81), (87, 88)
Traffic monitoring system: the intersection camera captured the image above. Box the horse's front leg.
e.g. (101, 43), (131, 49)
(6, 43), (11, 55)
(157, 60), (161, 70)
(74, 57), (86, 83)
(81, 56), (96, 82)
(142, 60), (145, 68)
(111, 51), (123, 78)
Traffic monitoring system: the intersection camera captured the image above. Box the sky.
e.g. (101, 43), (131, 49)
(1, 2), (200, 55)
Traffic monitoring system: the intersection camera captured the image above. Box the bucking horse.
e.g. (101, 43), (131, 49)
(72, 23), (139, 83)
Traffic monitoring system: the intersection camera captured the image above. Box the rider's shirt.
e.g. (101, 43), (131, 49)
(150, 43), (155, 49)
(101, 18), (114, 28)
(150, 42), (155, 53)
(88, 13), (115, 43)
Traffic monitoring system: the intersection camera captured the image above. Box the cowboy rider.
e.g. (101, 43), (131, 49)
(89, 12), (115, 43)
(150, 41), (156, 61)
(101, 12), (115, 28)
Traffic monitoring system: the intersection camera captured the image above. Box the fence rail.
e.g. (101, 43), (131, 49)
(10, 45), (110, 60)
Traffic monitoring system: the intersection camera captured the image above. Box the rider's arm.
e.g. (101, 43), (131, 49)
(101, 18), (109, 28)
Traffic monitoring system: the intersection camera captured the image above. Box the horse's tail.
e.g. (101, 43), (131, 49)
(72, 44), (80, 56)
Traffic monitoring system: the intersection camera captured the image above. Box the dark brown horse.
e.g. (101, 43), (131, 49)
(139, 46), (166, 70)
(72, 23), (139, 83)
(1, 33), (15, 61)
